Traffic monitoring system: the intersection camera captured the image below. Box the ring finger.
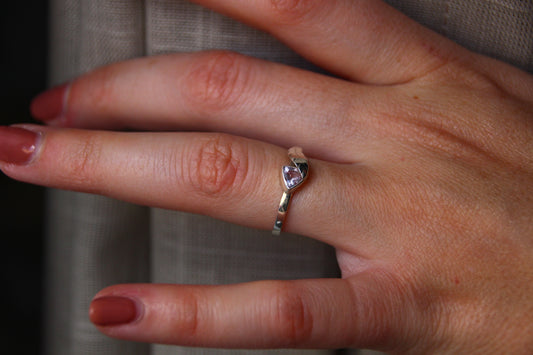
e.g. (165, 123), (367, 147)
(0, 126), (371, 250)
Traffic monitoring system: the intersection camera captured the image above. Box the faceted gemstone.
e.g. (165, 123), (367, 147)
(282, 166), (303, 190)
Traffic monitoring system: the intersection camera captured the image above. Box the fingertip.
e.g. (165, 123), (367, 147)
(30, 83), (69, 124)
(0, 126), (42, 165)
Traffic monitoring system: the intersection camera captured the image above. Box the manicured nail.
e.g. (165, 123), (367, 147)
(30, 83), (68, 122)
(0, 126), (41, 165)
(89, 296), (140, 326)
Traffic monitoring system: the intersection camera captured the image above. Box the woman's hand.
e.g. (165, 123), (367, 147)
(2, 0), (532, 353)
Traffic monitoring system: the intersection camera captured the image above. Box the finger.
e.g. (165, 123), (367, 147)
(0, 126), (366, 248)
(31, 51), (371, 162)
(89, 272), (416, 350)
(190, 0), (465, 84)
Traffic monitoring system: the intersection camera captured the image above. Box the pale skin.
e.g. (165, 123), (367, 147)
(1, 0), (532, 353)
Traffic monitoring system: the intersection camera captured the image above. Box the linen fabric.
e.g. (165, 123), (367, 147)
(44, 1), (533, 354)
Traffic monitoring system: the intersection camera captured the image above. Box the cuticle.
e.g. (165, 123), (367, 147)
(59, 81), (73, 126)
(131, 295), (145, 324)
(43, 81), (72, 126)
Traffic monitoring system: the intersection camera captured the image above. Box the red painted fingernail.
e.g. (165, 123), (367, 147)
(89, 296), (140, 326)
(30, 83), (68, 122)
(0, 126), (40, 165)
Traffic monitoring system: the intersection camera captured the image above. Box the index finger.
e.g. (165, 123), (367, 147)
(190, 0), (465, 84)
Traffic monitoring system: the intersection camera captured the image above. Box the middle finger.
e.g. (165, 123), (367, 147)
(32, 51), (376, 162)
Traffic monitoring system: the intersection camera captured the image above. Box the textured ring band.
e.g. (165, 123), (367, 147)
(272, 147), (309, 235)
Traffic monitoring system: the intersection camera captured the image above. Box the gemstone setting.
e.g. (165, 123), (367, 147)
(282, 165), (304, 190)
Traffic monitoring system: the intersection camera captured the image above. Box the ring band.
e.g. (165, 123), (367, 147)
(272, 147), (309, 235)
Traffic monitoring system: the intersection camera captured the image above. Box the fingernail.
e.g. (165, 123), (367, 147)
(89, 296), (140, 326)
(30, 83), (68, 122)
(0, 126), (41, 165)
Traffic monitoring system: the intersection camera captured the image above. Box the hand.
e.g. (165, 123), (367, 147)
(2, 0), (532, 353)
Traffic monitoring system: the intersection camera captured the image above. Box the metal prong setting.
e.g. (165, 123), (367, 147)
(272, 147), (309, 235)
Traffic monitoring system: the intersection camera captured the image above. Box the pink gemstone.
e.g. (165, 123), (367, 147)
(283, 166), (303, 190)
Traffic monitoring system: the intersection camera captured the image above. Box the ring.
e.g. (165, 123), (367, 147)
(272, 147), (309, 235)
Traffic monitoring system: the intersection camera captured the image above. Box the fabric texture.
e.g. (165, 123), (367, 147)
(44, 0), (533, 354)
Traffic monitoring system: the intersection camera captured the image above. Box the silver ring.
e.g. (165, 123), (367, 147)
(272, 147), (309, 235)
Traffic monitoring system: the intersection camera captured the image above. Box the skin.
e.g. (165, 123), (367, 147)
(2, 0), (533, 353)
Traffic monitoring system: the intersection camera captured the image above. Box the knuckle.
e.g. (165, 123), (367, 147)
(78, 65), (120, 115)
(160, 289), (201, 342)
(187, 134), (249, 197)
(64, 132), (103, 188)
(269, 0), (319, 24)
(174, 290), (201, 340)
(459, 67), (496, 91)
(184, 51), (251, 114)
(271, 284), (313, 347)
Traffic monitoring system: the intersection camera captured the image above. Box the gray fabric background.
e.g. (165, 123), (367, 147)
(44, 0), (532, 354)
